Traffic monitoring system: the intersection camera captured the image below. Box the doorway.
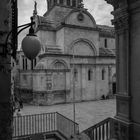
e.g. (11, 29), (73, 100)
(112, 82), (116, 95)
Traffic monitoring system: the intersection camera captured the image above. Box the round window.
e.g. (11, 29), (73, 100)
(77, 12), (84, 21)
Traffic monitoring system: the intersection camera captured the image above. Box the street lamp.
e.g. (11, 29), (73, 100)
(21, 17), (41, 60)
(5, 18), (41, 61)
(0, 1), (41, 139)
(5, 0), (41, 114)
(3, 0), (41, 61)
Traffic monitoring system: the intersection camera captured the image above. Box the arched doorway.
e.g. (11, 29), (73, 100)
(50, 60), (69, 104)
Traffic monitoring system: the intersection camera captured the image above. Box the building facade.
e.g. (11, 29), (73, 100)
(15, 0), (116, 105)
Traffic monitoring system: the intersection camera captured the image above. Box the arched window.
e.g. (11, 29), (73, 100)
(53, 62), (66, 69)
(102, 69), (105, 80)
(72, 0), (76, 7)
(31, 60), (33, 70)
(34, 58), (37, 67)
(67, 0), (71, 6)
(88, 69), (92, 81)
(22, 56), (24, 70)
(105, 38), (107, 48)
(74, 68), (78, 81)
(25, 58), (28, 70)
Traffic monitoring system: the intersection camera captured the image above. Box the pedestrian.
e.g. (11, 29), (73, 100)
(16, 109), (21, 116)
(19, 99), (23, 109)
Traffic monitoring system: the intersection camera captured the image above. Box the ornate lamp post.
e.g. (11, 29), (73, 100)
(5, 16), (41, 60)
(0, 0), (41, 139)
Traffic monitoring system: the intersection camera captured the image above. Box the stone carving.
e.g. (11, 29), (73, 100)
(77, 12), (84, 21)
(105, 0), (129, 32)
(112, 7), (129, 33)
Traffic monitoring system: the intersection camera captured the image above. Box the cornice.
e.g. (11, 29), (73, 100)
(111, 6), (129, 33)
(112, 6), (128, 18)
(39, 53), (97, 59)
(39, 53), (115, 59)
(56, 23), (99, 31)
(43, 5), (84, 17)
(36, 25), (56, 32)
(36, 23), (99, 32)
(99, 33), (115, 38)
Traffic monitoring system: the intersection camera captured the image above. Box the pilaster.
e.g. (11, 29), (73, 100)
(112, 6), (131, 121)
(105, 0), (132, 140)
(128, 1), (140, 139)
(0, 0), (13, 140)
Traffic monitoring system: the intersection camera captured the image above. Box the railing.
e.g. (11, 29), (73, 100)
(13, 112), (79, 139)
(57, 112), (79, 138)
(83, 118), (112, 140)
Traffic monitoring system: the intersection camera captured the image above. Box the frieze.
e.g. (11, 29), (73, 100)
(112, 17), (129, 33)
(105, 1), (129, 33)
(112, 6), (128, 19)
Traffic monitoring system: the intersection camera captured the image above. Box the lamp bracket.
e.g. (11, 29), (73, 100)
(4, 21), (35, 59)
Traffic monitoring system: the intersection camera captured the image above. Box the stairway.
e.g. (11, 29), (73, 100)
(12, 112), (79, 140)
(81, 117), (113, 140)
(67, 117), (114, 140)
(12, 112), (114, 140)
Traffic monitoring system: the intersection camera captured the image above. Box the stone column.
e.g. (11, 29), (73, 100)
(128, 1), (140, 139)
(0, 0), (13, 140)
(112, 5), (131, 140)
(105, 0), (140, 139)
(112, 4), (130, 119)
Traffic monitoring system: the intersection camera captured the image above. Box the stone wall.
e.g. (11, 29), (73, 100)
(100, 37), (116, 50)
(63, 28), (99, 55)
(65, 11), (96, 28)
(17, 53), (116, 105)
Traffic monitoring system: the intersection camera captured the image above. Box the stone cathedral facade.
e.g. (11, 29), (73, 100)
(15, 0), (116, 105)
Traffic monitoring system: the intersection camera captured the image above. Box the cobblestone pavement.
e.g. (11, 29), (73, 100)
(18, 99), (116, 132)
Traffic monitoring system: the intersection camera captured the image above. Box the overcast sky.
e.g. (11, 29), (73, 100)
(18, 0), (113, 25)
(18, 0), (113, 47)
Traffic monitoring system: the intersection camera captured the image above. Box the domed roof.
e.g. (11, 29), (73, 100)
(35, 61), (47, 70)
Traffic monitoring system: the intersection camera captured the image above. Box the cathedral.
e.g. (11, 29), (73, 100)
(15, 0), (116, 105)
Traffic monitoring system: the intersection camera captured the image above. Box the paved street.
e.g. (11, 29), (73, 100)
(18, 99), (116, 132)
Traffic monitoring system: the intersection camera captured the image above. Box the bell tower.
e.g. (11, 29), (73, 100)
(46, 0), (84, 10)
